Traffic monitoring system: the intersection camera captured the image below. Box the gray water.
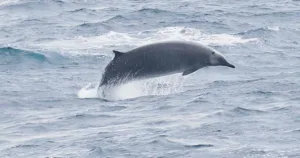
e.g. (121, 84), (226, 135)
(0, 0), (300, 157)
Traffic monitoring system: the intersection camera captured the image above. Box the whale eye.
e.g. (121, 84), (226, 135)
(212, 52), (215, 55)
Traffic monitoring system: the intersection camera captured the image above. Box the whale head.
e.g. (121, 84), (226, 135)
(208, 50), (235, 68)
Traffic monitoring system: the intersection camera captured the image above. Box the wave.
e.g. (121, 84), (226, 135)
(184, 144), (214, 148)
(100, 8), (187, 26)
(0, 47), (47, 65)
(213, 107), (266, 117)
(33, 26), (258, 55)
(231, 107), (266, 115)
(68, 8), (98, 14)
(103, 15), (128, 23)
(269, 105), (295, 112)
(236, 26), (280, 36)
(0, 46), (86, 66)
(18, 18), (52, 26)
(58, 113), (116, 121)
(245, 90), (278, 96)
(137, 8), (175, 14)
(73, 22), (111, 35)
(0, 0), (20, 6)
(57, 8), (102, 21)
(253, 11), (299, 17)
(1, 0), (65, 9)
(166, 137), (214, 149)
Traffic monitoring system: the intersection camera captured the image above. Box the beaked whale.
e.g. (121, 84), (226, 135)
(99, 41), (235, 86)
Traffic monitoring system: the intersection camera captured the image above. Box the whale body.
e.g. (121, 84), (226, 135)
(100, 41), (235, 86)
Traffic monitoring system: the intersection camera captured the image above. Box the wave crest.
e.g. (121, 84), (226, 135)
(0, 47), (77, 66)
(33, 27), (258, 55)
(0, 47), (47, 65)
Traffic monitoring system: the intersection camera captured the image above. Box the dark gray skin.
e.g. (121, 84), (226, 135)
(100, 41), (235, 86)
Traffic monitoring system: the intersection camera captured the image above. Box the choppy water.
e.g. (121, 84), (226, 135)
(1, 0), (300, 157)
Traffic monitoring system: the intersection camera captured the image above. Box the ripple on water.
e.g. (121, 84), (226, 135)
(1, 0), (300, 157)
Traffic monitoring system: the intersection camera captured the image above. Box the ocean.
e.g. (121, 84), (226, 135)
(0, 0), (300, 157)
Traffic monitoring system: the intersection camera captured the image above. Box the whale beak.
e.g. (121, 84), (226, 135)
(226, 62), (235, 68)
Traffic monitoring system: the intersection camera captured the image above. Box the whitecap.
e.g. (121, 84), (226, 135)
(31, 26), (259, 55)
(267, 26), (280, 31)
(0, 0), (19, 6)
(77, 83), (99, 99)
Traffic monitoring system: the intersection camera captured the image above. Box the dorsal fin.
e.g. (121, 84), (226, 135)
(113, 50), (124, 60)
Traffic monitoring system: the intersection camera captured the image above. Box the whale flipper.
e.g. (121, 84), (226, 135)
(113, 50), (124, 60)
(182, 67), (199, 76)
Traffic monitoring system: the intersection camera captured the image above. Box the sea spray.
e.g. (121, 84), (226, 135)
(78, 74), (186, 100)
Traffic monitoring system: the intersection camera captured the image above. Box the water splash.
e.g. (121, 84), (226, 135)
(78, 74), (186, 100)
(77, 83), (99, 99)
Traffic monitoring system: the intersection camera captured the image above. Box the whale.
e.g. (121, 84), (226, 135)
(99, 41), (235, 86)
